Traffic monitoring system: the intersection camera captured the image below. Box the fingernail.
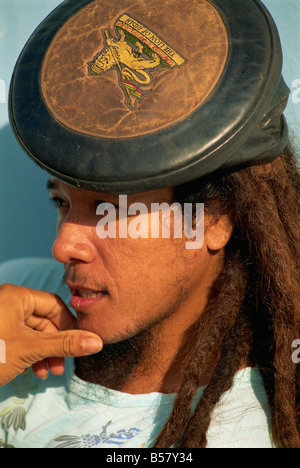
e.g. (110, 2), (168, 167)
(81, 337), (102, 354)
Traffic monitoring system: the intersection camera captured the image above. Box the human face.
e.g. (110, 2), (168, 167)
(48, 179), (219, 347)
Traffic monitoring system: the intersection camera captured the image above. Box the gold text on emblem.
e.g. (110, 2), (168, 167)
(88, 14), (186, 111)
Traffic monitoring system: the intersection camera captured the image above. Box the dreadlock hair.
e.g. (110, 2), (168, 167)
(153, 143), (300, 448)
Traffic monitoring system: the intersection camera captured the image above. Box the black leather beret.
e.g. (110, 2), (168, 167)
(9, 0), (289, 194)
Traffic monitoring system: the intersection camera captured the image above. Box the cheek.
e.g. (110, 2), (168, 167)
(93, 207), (210, 302)
(103, 236), (198, 298)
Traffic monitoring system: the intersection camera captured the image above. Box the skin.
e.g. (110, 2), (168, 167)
(0, 178), (233, 392)
(0, 284), (103, 387)
(48, 179), (233, 394)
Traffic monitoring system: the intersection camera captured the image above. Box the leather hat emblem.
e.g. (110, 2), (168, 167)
(88, 14), (187, 110)
(40, 0), (228, 139)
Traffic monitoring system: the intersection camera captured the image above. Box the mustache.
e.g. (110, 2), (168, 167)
(62, 266), (109, 294)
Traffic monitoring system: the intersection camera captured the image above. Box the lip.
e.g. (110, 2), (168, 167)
(70, 290), (107, 310)
(68, 284), (108, 311)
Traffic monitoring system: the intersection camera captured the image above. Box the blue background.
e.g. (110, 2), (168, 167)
(0, 0), (300, 263)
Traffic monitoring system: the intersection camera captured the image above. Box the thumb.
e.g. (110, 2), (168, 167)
(30, 330), (103, 362)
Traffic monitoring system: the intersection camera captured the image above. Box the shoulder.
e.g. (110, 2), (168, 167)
(206, 367), (274, 448)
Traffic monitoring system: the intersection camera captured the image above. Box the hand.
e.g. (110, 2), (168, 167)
(0, 284), (103, 386)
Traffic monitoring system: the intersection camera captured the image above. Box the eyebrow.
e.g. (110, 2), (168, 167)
(46, 179), (58, 191)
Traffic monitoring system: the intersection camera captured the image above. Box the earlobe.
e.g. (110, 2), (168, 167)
(205, 215), (234, 251)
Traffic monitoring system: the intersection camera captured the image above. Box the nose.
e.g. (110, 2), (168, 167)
(52, 220), (97, 264)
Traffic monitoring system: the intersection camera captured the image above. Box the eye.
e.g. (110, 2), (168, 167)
(50, 197), (70, 210)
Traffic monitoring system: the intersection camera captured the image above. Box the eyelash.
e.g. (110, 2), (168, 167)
(50, 197), (68, 209)
(49, 198), (120, 210)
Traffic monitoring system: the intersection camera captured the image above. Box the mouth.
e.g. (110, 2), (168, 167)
(74, 289), (105, 299)
(68, 284), (108, 310)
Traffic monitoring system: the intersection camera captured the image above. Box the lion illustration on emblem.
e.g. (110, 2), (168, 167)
(88, 14), (186, 110)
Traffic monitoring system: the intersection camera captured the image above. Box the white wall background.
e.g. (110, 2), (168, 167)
(0, 0), (299, 263)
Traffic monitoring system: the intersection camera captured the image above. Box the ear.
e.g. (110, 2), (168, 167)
(205, 214), (234, 251)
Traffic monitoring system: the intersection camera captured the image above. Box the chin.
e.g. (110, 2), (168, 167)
(75, 314), (136, 345)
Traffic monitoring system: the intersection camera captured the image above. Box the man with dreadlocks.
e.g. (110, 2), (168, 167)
(0, 0), (299, 449)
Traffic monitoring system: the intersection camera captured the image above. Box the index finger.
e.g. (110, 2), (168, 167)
(1, 284), (75, 331)
(23, 287), (75, 331)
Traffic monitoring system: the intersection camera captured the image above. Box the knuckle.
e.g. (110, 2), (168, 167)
(61, 333), (76, 356)
(0, 283), (14, 293)
(0, 284), (30, 306)
(0, 283), (27, 293)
